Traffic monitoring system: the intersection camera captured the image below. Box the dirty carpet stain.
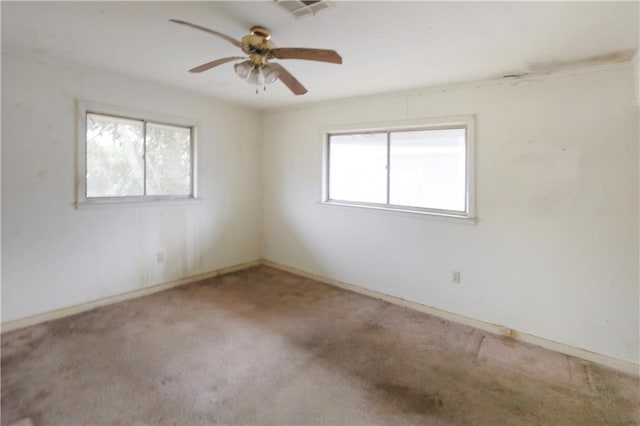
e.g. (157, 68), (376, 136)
(2, 266), (639, 425)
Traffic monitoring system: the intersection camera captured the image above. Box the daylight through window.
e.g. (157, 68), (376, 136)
(326, 123), (472, 217)
(85, 113), (193, 200)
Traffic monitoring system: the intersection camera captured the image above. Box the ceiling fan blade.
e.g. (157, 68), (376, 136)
(270, 63), (307, 95)
(269, 48), (342, 64)
(189, 57), (245, 73)
(169, 19), (242, 48)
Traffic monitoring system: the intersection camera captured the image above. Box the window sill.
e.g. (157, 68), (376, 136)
(74, 197), (204, 210)
(320, 200), (477, 224)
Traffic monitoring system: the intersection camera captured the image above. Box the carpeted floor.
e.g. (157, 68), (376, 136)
(2, 266), (639, 425)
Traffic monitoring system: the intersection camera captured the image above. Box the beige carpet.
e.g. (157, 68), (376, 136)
(2, 266), (638, 425)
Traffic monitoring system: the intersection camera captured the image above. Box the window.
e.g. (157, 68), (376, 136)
(325, 116), (474, 218)
(77, 102), (195, 204)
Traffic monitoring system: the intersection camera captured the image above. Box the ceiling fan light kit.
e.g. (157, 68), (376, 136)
(170, 19), (342, 96)
(234, 61), (280, 93)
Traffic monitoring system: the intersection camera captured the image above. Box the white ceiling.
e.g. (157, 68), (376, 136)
(2, 1), (638, 109)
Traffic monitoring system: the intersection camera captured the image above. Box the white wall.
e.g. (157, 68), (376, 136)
(1, 55), (262, 322)
(2, 54), (637, 366)
(261, 65), (639, 364)
(634, 50), (639, 106)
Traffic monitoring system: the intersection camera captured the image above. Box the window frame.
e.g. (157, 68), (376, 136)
(76, 101), (198, 207)
(322, 115), (475, 221)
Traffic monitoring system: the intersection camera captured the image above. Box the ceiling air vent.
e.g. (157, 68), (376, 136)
(274, 0), (335, 19)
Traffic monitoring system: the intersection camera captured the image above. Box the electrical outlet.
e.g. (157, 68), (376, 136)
(452, 271), (461, 284)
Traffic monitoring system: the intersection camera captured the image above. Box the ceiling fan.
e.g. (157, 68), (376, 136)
(169, 19), (342, 95)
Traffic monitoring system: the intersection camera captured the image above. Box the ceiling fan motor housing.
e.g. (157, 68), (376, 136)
(242, 26), (276, 57)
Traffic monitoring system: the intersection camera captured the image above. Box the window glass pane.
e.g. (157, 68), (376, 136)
(389, 128), (466, 211)
(145, 123), (192, 196)
(86, 113), (144, 197)
(329, 133), (387, 204)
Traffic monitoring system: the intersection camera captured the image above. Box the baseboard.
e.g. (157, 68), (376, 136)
(1, 259), (261, 334)
(3, 258), (637, 377)
(261, 260), (640, 377)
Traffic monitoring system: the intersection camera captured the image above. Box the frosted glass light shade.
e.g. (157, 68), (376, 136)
(234, 61), (279, 86)
(260, 64), (280, 84)
(234, 61), (253, 79)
